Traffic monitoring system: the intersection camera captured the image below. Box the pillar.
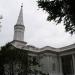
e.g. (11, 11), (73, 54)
(72, 54), (75, 75)
(59, 56), (63, 75)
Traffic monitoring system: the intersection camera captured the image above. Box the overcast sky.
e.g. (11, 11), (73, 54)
(0, 0), (75, 48)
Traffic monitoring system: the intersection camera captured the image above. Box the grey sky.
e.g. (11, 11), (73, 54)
(0, 0), (75, 48)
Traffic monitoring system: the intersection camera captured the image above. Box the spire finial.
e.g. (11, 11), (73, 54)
(21, 3), (23, 7)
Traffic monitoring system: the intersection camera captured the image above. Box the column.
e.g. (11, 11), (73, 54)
(59, 56), (63, 75)
(72, 54), (75, 75)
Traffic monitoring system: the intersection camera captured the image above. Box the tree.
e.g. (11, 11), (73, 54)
(0, 43), (28, 75)
(37, 0), (75, 34)
(0, 43), (47, 75)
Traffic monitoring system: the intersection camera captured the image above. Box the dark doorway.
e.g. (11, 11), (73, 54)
(61, 55), (74, 75)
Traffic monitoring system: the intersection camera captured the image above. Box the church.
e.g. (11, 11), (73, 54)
(4, 5), (75, 75)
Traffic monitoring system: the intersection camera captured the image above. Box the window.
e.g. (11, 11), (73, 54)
(52, 63), (56, 71)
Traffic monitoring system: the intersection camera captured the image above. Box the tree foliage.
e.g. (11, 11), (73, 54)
(0, 43), (47, 75)
(37, 0), (75, 34)
(0, 43), (28, 65)
(0, 43), (28, 75)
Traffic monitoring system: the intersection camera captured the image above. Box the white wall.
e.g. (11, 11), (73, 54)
(39, 54), (59, 75)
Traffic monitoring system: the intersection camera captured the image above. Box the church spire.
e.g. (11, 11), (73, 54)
(13, 4), (25, 41)
(16, 4), (24, 25)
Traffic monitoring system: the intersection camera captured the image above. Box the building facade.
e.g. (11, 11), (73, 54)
(5, 5), (75, 75)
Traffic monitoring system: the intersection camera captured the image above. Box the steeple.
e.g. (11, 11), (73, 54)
(13, 4), (25, 41)
(16, 4), (24, 25)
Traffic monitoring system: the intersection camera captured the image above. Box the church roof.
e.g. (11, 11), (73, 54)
(16, 4), (24, 25)
(11, 4), (75, 55)
(59, 43), (75, 51)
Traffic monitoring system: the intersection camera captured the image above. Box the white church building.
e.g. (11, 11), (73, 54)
(5, 5), (75, 75)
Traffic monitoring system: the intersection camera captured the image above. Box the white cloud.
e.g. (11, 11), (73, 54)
(0, 0), (75, 48)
